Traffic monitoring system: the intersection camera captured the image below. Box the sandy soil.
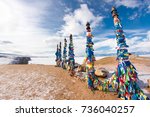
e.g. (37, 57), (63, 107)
(95, 55), (150, 98)
(95, 56), (150, 73)
(0, 55), (149, 100)
(0, 64), (117, 100)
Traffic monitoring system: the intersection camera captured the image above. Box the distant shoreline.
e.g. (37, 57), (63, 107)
(0, 55), (150, 65)
(0, 55), (150, 99)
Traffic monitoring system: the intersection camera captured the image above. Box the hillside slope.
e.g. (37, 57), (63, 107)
(0, 64), (117, 100)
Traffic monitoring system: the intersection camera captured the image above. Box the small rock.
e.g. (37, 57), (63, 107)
(95, 68), (109, 78)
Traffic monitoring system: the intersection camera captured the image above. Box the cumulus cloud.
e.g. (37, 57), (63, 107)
(58, 4), (103, 36)
(126, 36), (142, 46)
(93, 29), (150, 55)
(51, 4), (104, 57)
(94, 38), (116, 54)
(0, 0), (50, 56)
(129, 40), (150, 52)
(1, 0), (149, 64)
(94, 38), (116, 50)
(125, 31), (150, 53)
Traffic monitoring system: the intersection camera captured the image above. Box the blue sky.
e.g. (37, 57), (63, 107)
(0, 0), (150, 58)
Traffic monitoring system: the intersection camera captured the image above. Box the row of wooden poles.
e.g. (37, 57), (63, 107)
(55, 34), (75, 76)
(54, 7), (149, 100)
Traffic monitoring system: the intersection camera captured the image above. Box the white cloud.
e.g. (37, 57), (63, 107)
(104, 0), (113, 3)
(126, 36), (142, 46)
(53, 4), (104, 57)
(78, 0), (84, 3)
(124, 29), (147, 38)
(129, 40), (150, 52)
(94, 38), (116, 54)
(104, 0), (141, 8)
(147, 31), (150, 40)
(93, 29), (150, 55)
(1, 0), (149, 65)
(0, 0), (50, 56)
(115, 0), (141, 8)
(46, 35), (86, 57)
(64, 7), (72, 13)
(128, 13), (138, 20)
(45, 35), (64, 51)
(148, 5), (150, 13)
(126, 31), (150, 53)
(59, 4), (103, 36)
(94, 38), (116, 50)
(73, 37), (86, 56)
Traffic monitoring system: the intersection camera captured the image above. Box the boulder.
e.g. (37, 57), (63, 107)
(10, 57), (31, 64)
(95, 68), (109, 78)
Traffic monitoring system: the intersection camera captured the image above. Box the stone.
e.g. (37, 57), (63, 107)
(95, 68), (109, 78)
(10, 57), (31, 64)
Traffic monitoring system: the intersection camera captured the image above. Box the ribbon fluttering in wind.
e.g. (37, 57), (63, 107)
(107, 7), (148, 100)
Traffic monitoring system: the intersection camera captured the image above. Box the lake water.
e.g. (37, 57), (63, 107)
(0, 55), (150, 65)
(0, 56), (106, 65)
(29, 56), (106, 65)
